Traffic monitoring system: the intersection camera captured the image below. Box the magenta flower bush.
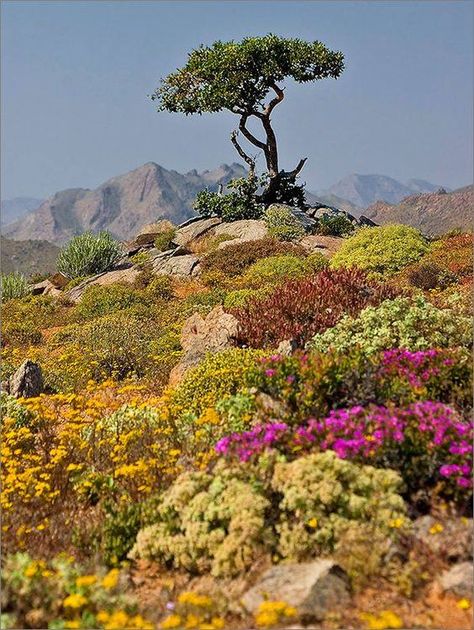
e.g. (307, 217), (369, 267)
(215, 401), (472, 503)
(249, 347), (472, 422)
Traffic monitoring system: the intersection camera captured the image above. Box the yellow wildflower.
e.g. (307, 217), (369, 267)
(307, 517), (318, 528)
(102, 568), (120, 589)
(76, 574), (97, 587)
(160, 614), (182, 629)
(429, 523), (444, 535)
(63, 593), (87, 609)
(457, 598), (471, 610)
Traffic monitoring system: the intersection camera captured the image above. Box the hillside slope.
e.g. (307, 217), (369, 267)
(364, 185), (473, 235)
(3, 162), (246, 245)
(1, 197), (43, 226)
(1, 235), (60, 277)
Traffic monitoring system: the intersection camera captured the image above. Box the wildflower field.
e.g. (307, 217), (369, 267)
(1, 227), (472, 630)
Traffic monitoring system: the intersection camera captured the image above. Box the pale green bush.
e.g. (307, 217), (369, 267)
(330, 224), (428, 275)
(223, 287), (272, 309)
(131, 453), (406, 578)
(263, 205), (305, 241)
(1, 273), (31, 302)
(56, 231), (121, 279)
(273, 451), (406, 561)
(309, 297), (471, 355)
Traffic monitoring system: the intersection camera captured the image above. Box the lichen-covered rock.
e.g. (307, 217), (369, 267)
(9, 360), (43, 398)
(169, 306), (239, 385)
(241, 560), (350, 621)
(412, 516), (473, 561)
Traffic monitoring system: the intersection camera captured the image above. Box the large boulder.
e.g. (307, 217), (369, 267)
(241, 560), (350, 622)
(169, 305), (239, 385)
(213, 219), (268, 247)
(173, 218), (221, 249)
(439, 562), (473, 598)
(126, 219), (176, 253)
(8, 360), (43, 398)
(153, 254), (200, 277)
(299, 234), (344, 257)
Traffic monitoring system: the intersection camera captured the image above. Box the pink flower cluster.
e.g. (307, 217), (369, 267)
(215, 401), (472, 491)
(381, 349), (454, 388)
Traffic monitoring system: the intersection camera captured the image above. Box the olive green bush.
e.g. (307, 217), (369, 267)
(1, 273), (31, 302)
(242, 254), (314, 287)
(56, 231), (122, 279)
(315, 214), (355, 237)
(310, 297), (471, 355)
(331, 225), (428, 274)
(131, 452), (405, 577)
(223, 287), (272, 309)
(0, 392), (32, 429)
(170, 348), (263, 417)
(263, 205), (305, 241)
(73, 283), (149, 321)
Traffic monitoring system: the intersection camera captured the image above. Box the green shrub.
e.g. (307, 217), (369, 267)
(310, 297), (471, 355)
(102, 501), (143, 567)
(263, 205), (305, 241)
(315, 214), (355, 237)
(0, 393), (32, 429)
(74, 283), (148, 321)
(1, 321), (42, 346)
(306, 251), (330, 272)
(154, 228), (176, 252)
(56, 231), (122, 279)
(193, 176), (264, 222)
(77, 313), (158, 379)
(330, 225), (428, 275)
(145, 275), (174, 300)
(201, 238), (306, 277)
(131, 452), (405, 578)
(242, 254), (313, 287)
(1, 273), (31, 302)
(129, 250), (152, 268)
(170, 348), (263, 417)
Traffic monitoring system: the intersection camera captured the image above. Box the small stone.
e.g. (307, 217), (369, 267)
(9, 360), (43, 398)
(241, 560), (350, 622)
(439, 562), (473, 598)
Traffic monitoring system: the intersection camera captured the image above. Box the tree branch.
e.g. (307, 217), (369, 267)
(239, 114), (267, 150)
(230, 130), (256, 175)
(281, 157), (308, 180)
(264, 82), (285, 116)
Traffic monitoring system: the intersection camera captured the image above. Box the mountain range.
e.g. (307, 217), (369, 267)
(364, 185), (473, 236)
(2, 163), (470, 247)
(2, 163), (246, 245)
(316, 174), (447, 210)
(1, 197), (44, 226)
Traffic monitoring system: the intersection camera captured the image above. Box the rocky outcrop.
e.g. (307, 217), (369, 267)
(299, 234), (344, 256)
(31, 279), (63, 297)
(6, 360), (43, 398)
(241, 560), (350, 622)
(67, 265), (141, 302)
(153, 254), (200, 277)
(169, 306), (239, 385)
(305, 203), (377, 228)
(173, 217), (221, 249)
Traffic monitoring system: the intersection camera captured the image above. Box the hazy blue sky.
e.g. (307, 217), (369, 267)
(1, 0), (472, 199)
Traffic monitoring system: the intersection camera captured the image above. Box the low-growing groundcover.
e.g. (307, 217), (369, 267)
(1, 225), (473, 629)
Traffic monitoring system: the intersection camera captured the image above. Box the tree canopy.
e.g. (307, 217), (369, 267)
(153, 35), (345, 208)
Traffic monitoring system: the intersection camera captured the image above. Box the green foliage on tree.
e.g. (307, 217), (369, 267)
(153, 35), (344, 208)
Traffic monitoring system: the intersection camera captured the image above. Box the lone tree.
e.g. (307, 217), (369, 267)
(153, 34), (344, 207)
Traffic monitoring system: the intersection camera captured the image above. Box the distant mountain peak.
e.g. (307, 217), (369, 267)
(2, 162), (247, 245)
(318, 174), (448, 209)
